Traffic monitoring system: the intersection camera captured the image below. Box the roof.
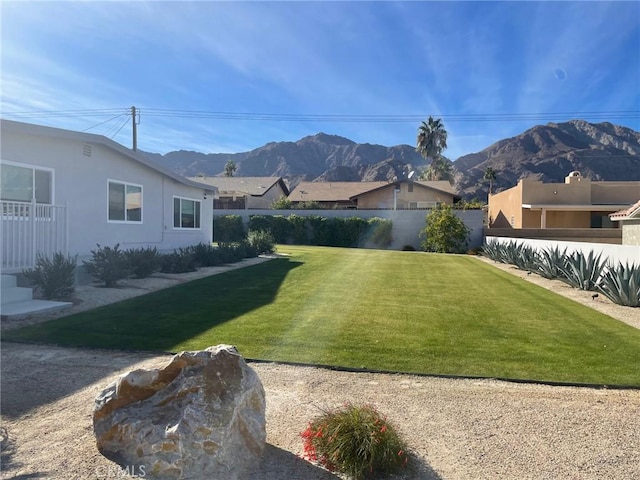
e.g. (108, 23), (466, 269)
(609, 199), (640, 221)
(350, 180), (459, 200)
(288, 180), (459, 203)
(0, 119), (217, 193)
(289, 182), (388, 202)
(188, 176), (288, 196)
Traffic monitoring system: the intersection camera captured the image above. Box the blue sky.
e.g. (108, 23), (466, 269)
(1, 1), (639, 160)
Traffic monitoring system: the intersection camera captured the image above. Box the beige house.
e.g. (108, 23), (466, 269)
(488, 171), (640, 229)
(610, 200), (640, 246)
(190, 176), (289, 209)
(288, 180), (459, 209)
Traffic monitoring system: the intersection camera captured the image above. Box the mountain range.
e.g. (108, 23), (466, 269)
(143, 120), (640, 200)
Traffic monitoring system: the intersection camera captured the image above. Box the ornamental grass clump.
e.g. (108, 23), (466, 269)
(301, 403), (410, 480)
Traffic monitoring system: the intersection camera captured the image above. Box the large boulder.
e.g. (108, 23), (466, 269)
(93, 345), (266, 480)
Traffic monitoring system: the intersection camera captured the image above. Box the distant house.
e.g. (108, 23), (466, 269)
(488, 171), (640, 229)
(288, 180), (460, 209)
(1, 119), (217, 272)
(191, 176), (289, 209)
(609, 200), (640, 246)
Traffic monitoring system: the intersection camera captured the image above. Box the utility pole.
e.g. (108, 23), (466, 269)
(131, 106), (138, 151)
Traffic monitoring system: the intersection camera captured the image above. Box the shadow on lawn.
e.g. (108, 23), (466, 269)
(4, 258), (302, 353)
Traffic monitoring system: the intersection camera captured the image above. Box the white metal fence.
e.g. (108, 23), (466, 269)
(1, 200), (68, 272)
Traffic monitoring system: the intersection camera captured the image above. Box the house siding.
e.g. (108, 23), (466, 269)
(622, 219), (640, 246)
(1, 127), (212, 258)
(357, 183), (455, 209)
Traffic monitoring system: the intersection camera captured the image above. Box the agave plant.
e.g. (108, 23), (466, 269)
(558, 250), (605, 291)
(597, 262), (640, 307)
(482, 239), (503, 262)
(511, 243), (537, 271)
(533, 246), (567, 279)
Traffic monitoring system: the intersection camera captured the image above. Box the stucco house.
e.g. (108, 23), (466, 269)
(190, 176), (289, 209)
(288, 180), (459, 209)
(609, 200), (640, 246)
(488, 171), (640, 229)
(1, 119), (217, 273)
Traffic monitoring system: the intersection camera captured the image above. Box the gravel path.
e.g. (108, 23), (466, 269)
(1, 255), (639, 479)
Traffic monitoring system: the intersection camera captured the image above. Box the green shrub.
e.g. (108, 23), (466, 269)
(186, 243), (219, 267)
(124, 247), (161, 278)
(558, 250), (605, 291)
(301, 403), (411, 480)
(159, 249), (197, 274)
(248, 230), (276, 255)
(23, 252), (77, 300)
(213, 215), (245, 243)
(420, 204), (470, 253)
(83, 244), (131, 287)
(401, 245), (416, 251)
(271, 195), (293, 209)
(597, 262), (640, 307)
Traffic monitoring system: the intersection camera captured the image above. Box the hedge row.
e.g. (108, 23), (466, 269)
(214, 214), (393, 248)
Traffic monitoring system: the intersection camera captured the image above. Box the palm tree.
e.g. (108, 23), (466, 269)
(416, 116), (448, 163)
(224, 160), (236, 177)
(419, 156), (453, 183)
(483, 167), (497, 195)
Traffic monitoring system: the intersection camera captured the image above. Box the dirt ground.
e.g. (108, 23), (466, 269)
(1, 256), (639, 479)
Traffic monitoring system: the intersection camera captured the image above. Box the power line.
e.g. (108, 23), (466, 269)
(81, 112), (128, 132)
(2, 108), (638, 123)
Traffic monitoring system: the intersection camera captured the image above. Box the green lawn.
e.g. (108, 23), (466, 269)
(5, 246), (640, 386)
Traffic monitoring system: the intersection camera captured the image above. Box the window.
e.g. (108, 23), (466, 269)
(408, 182), (414, 193)
(1, 162), (53, 204)
(174, 196), (201, 229)
(108, 180), (142, 222)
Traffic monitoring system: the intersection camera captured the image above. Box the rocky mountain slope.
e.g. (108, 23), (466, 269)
(143, 120), (640, 199)
(454, 120), (640, 199)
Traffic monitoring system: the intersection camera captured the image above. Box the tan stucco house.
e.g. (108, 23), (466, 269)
(488, 171), (640, 229)
(610, 200), (640, 246)
(288, 180), (460, 209)
(190, 176), (289, 209)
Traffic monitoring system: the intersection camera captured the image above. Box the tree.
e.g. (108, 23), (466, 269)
(419, 156), (453, 183)
(483, 167), (497, 195)
(271, 195), (293, 209)
(224, 160), (236, 177)
(420, 204), (470, 253)
(416, 116), (450, 182)
(416, 116), (447, 161)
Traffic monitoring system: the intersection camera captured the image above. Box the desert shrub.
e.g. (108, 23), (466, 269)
(248, 230), (276, 255)
(83, 244), (131, 287)
(420, 204), (470, 253)
(213, 215), (245, 243)
(186, 243), (220, 267)
(159, 249), (197, 274)
(301, 403), (411, 480)
(23, 252), (77, 300)
(597, 262), (640, 307)
(124, 247), (161, 278)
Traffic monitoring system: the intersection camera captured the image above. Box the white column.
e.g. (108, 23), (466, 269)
(541, 209), (547, 229)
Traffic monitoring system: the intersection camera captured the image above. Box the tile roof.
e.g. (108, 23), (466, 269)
(188, 176), (287, 196)
(609, 199), (640, 220)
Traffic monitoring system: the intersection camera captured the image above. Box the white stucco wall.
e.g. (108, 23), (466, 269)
(486, 236), (640, 266)
(1, 127), (213, 258)
(622, 219), (640, 246)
